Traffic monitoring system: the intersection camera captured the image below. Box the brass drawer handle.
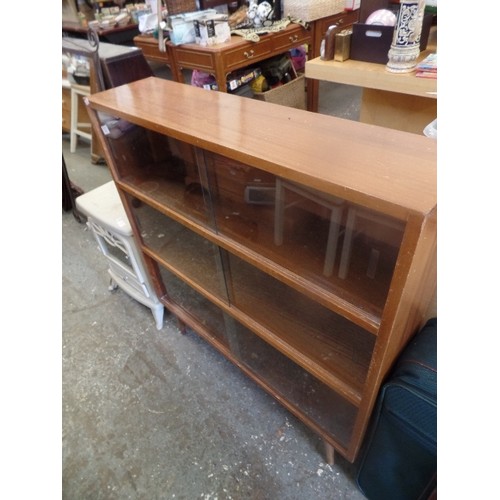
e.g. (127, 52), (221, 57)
(289, 35), (299, 42)
(244, 49), (255, 58)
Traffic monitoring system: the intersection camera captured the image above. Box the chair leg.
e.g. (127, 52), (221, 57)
(338, 207), (357, 279)
(274, 178), (285, 245)
(323, 205), (343, 277)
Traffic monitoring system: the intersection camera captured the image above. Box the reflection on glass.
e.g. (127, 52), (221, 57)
(126, 199), (228, 302)
(159, 267), (228, 347)
(99, 118), (210, 225)
(225, 316), (357, 448)
(223, 251), (375, 392)
(203, 150), (405, 318)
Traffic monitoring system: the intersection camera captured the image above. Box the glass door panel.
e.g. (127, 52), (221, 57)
(158, 267), (229, 348)
(97, 116), (211, 226)
(126, 198), (228, 302)
(202, 151), (406, 319)
(224, 316), (357, 448)
(223, 251), (375, 397)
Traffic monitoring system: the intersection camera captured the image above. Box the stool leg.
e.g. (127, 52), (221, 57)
(108, 277), (118, 291)
(338, 208), (357, 280)
(70, 88), (78, 153)
(152, 304), (165, 330)
(274, 178), (285, 245)
(323, 205), (343, 277)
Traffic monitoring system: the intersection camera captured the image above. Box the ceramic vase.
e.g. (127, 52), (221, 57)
(386, 0), (426, 73)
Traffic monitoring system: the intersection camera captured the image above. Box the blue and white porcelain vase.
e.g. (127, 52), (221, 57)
(386, 0), (426, 73)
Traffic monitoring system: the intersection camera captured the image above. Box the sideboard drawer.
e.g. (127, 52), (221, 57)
(272, 25), (311, 53)
(223, 38), (273, 70)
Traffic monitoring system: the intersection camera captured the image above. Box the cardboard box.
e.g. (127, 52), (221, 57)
(194, 16), (231, 46)
(169, 9), (218, 45)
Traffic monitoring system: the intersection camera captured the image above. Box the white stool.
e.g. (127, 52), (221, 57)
(75, 181), (164, 329)
(70, 83), (92, 153)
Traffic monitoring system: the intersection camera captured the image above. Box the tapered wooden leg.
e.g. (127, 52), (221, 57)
(176, 318), (187, 334)
(324, 441), (335, 465)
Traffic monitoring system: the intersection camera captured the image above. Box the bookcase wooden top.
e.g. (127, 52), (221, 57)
(88, 77), (436, 220)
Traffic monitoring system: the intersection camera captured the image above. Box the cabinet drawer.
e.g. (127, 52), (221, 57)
(316, 9), (359, 39)
(136, 39), (170, 63)
(272, 26), (311, 53)
(174, 47), (216, 72)
(223, 39), (273, 70)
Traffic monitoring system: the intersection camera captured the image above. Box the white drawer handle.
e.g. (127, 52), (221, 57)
(244, 50), (255, 58)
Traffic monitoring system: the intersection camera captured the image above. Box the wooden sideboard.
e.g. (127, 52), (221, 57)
(86, 77), (436, 464)
(134, 23), (313, 106)
(134, 11), (359, 112)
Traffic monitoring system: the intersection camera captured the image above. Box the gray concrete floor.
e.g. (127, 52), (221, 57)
(62, 73), (367, 499)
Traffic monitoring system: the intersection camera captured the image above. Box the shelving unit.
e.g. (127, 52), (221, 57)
(86, 77), (436, 463)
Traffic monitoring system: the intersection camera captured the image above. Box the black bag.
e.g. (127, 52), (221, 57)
(357, 318), (437, 500)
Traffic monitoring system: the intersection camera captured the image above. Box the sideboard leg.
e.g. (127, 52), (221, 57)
(176, 318), (187, 334)
(324, 441), (335, 465)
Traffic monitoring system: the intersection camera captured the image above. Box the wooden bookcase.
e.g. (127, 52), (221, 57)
(86, 77), (436, 463)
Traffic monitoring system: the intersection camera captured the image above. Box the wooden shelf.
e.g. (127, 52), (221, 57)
(87, 77), (436, 463)
(305, 50), (437, 99)
(305, 27), (438, 134)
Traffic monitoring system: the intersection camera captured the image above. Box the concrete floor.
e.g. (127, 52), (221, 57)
(62, 74), (368, 499)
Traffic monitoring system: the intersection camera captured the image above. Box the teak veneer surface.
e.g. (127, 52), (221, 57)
(88, 77), (436, 220)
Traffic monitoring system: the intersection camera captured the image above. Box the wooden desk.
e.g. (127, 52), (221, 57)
(134, 23), (312, 107)
(305, 49), (437, 134)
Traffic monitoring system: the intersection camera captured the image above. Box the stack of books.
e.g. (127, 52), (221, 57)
(415, 53), (437, 79)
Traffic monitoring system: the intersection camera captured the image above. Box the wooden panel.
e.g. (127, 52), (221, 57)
(360, 88), (437, 134)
